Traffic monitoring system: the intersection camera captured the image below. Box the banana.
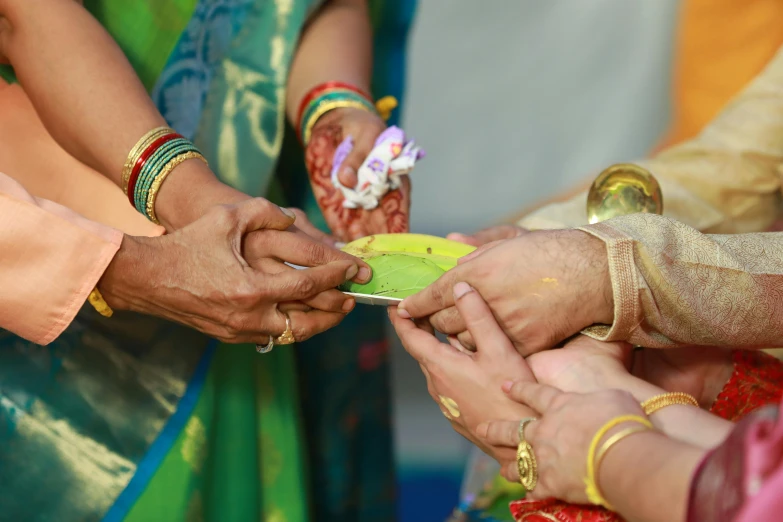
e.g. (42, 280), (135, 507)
(340, 233), (476, 298)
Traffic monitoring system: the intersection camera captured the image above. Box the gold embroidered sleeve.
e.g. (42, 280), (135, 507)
(577, 214), (783, 348)
(518, 44), (783, 234)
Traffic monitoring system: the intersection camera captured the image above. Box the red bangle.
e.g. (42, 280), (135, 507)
(126, 133), (181, 205)
(296, 81), (373, 131)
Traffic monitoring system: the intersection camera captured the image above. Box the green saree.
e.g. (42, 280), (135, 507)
(0, 0), (417, 520)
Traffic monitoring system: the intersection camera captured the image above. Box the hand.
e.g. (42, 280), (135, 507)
(477, 384), (645, 503)
(99, 198), (371, 343)
(446, 224), (527, 247)
(398, 229), (614, 355)
(632, 346), (734, 407)
(285, 207), (340, 248)
(527, 335), (633, 394)
(305, 107), (411, 241)
(389, 282), (534, 463)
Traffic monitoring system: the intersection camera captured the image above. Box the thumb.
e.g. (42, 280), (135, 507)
(232, 198), (296, 233)
(336, 136), (372, 189)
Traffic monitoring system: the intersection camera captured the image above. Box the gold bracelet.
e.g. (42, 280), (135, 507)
(594, 424), (651, 488)
(122, 126), (175, 195)
(641, 392), (699, 415)
(303, 99), (375, 145)
(87, 288), (113, 318)
(585, 414), (653, 510)
(145, 151), (208, 224)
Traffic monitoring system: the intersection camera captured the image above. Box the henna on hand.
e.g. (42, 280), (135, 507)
(305, 122), (411, 241)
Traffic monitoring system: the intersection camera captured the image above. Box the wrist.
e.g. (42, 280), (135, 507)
(566, 230), (614, 325)
(153, 159), (249, 230)
(97, 235), (156, 313)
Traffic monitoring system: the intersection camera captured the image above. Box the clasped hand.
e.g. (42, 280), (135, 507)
(100, 198), (370, 344)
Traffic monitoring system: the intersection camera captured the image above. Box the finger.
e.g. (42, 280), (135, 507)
(232, 197), (296, 233)
(398, 268), (460, 319)
(389, 306), (452, 363)
(453, 282), (518, 359)
(505, 381), (562, 413)
(457, 239), (505, 265)
(251, 230), (371, 283)
(266, 261), (359, 301)
(270, 309), (346, 343)
(478, 419), (521, 447)
(473, 225), (526, 244)
(502, 460), (521, 484)
(287, 208), (337, 247)
(446, 335), (475, 355)
(338, 130), (377, 188)
(445, 233), (482, 247)
(455, 330), (477, 352)
(428, 306), (466, 335)
(250, 258), (354, 313)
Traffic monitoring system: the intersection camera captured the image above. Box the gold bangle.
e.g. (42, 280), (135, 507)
(303, 99), (375, 145)
(593, 424), (651, 494)
(145, 151), (208, 224)
(122, 127), (175, 195)
(584, 414), (653, 510)
(87, 287), (113, 318)
(641, 392), (699, 415)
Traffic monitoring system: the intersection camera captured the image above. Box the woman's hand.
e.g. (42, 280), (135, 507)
(389, 282), (535, 462)
(477, 384), (646, 504)
(399, 229), (614, 355)
(527, 335), (633, 394)
(306, 107), (411, 241)
(100, 198), (370, 344)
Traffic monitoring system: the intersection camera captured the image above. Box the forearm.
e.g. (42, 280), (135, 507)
(285, 0), (373, 124)
(599, 430), (705, 522)
(607, 372), (733, 448)
(0, 0), (242, 230)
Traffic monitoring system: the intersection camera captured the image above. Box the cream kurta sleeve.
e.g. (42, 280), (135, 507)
(577, 213), (783, 349)
(0, 172), (122, 345)
(519, 44), (783, 234)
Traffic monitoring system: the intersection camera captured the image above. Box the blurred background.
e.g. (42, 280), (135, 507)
(390, 1), (679, 520)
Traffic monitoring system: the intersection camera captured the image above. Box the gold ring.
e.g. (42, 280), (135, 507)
(275, 313), (296, 345)
(517, 417), (538, 491)
(438, 395), (461, 418)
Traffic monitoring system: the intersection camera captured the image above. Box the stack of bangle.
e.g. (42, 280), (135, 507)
(297, 81), (397, 145)
(583, 392), (699, 511)
(121, 126), (208, 224)
(585, 414), (654, 511)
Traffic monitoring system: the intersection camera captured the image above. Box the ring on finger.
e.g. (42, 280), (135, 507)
(256, 335), (274, 354)
(275, 312), (296, 345)
(517, 417), (538, 491)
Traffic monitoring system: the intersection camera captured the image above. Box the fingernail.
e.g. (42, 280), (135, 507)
(345, 265), (359, 280)
(335, 241), (347, 249)
(342, 298), (355, 313)
(453, 282), (473, 300)
(502, 381), (514, 393)
(357, 266), (371, 282)
(397, 307), (411, 319)
(281, 207), (296, 219)
(446, 233), (465, 241)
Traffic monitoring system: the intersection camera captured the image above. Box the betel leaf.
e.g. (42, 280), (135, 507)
(339, 254), (446, 299)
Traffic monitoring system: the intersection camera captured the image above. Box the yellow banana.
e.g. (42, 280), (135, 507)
(340, 233), (476, 299)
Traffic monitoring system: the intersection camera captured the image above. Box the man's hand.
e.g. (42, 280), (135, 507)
(398, 229), (614, 356)
(99, 198), (370, 344)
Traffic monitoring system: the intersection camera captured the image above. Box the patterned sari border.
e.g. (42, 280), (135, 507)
(101, 340), (218, 522)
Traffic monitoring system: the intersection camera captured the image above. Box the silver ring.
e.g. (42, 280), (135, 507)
(256, 336), (274, 354)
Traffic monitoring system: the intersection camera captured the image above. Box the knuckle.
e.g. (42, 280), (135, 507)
(293, 275), (317, 296)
